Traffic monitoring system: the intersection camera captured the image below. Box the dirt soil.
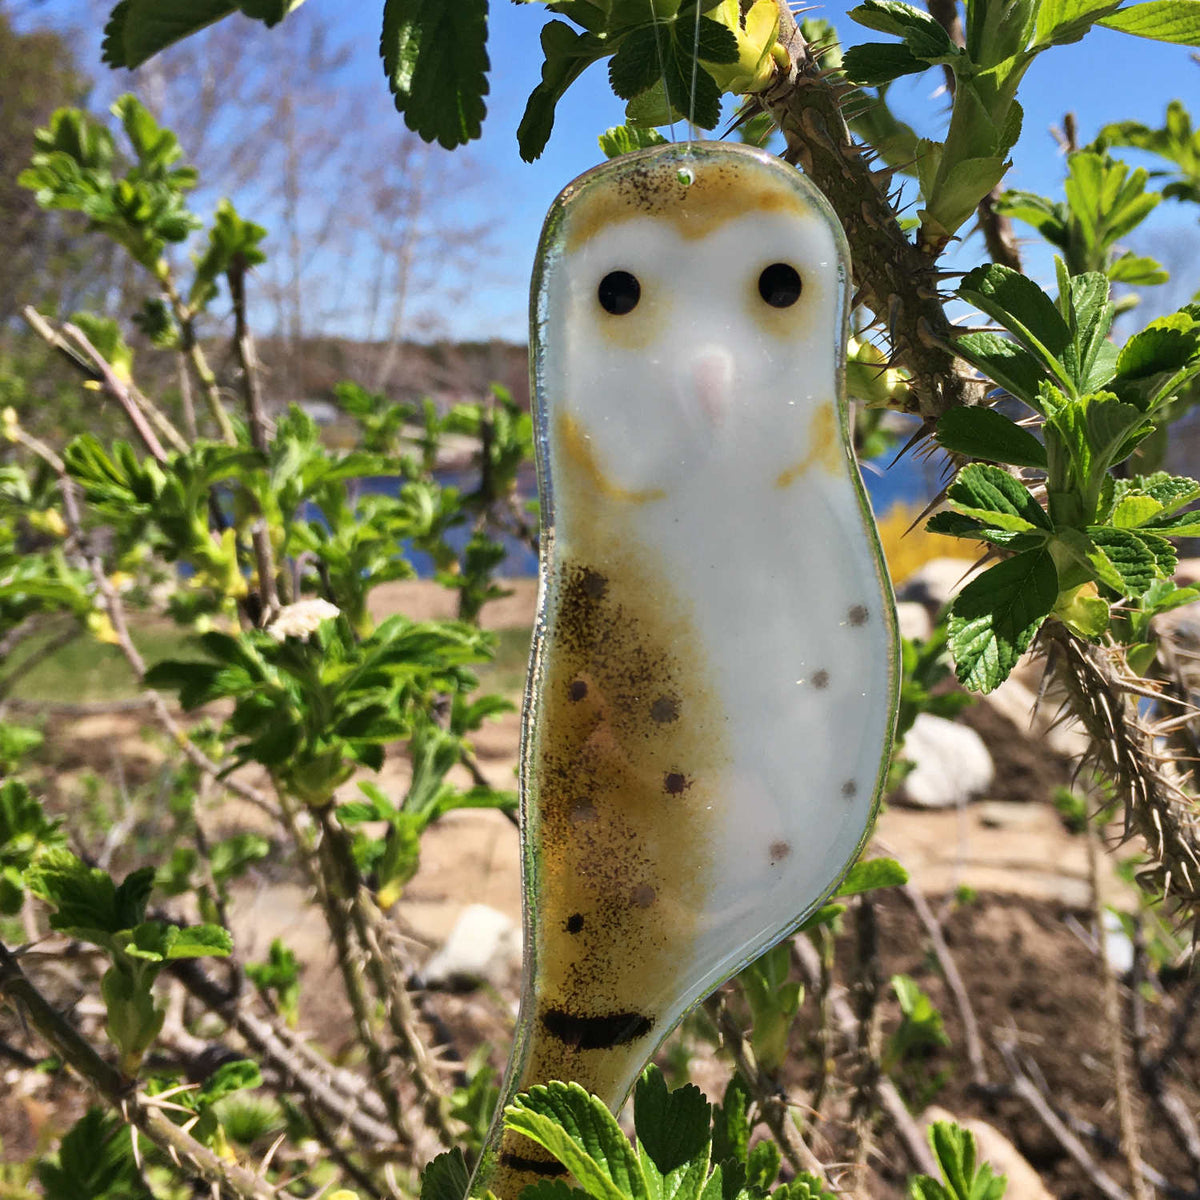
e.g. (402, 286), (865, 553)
(5, 579), (1198, 1200)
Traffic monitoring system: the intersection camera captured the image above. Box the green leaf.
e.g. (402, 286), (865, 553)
(197, 1059), (263, 1104)
(841, 41), (928, 85)
(420, 1148), (470, 1200)
(1087, 526), (1163, 594)
(925, 511), (1035, 548)
(1108, 251), (1169, 285)
(381, 0), (489, 150)
(959, 265), (1075, 391)
(923, 1120), (1007, 1200)
(710, 1076), (750, 1166)
(947, 464), (1052, 530)
(836, 856), (908, 896)
(103, 0), (236, 68)
(1053, 528), (1129, 592)
(1110, 494), (1164, 527)
(599, 125), (670, 158)
(609, 28), (665, 101)
(1100, 0), (1200, 43)
(518, 22), (608, 161)
(746, 1141), (780, 1190)
(849, 0), (962, 61)
(947, 549), (1059, 692)
(952, 332), (1048, 407)
(634, 1068), (711, 1176)
(506, 1082), (648, 1200)
(693, 16), (740, 63)
(165, 923), (234, 958)
(934, 407), (1047, 467)
(1034, 0), (1123, 43)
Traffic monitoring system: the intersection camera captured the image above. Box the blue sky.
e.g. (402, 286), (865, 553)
(10, 0), (1200, 342)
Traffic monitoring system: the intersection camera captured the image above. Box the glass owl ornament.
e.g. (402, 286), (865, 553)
(471, 141), (899, 1199)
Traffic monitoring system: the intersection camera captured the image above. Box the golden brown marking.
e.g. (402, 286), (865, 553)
(776, 402), (842, 488)
(514, 407), (728, 1112)
(564, 157), (815, 252)
(559, 413), (667, 505)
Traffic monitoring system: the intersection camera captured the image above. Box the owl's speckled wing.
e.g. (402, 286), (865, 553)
(473, 141), (899, 1199)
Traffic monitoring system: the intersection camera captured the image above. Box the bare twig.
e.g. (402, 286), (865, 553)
(901, 882), (988, 1088)
(227, 259), (278, 621)
(849, 897), (883, 1197)
(793, 935), (939, 1177)
(996, 1037), (1131, 1200)
(21, 307), (176, 463)
(701, 990), (830, 1180)
(157, 271), (237, 445)
(1088, 822), (1150, 1200)
(1130, 926), (1200, 1173)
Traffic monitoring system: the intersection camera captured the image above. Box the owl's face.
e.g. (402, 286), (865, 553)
(535, 145), (850, 499)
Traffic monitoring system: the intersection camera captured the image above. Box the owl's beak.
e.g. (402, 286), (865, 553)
(691, 347), (735, 426)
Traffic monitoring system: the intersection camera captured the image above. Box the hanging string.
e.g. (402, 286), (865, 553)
(686, 0), (703, 147)
(647, 0), (675, 144)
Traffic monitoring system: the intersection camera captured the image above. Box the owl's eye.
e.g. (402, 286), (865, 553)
(758, 263), (803, 308)
(598, 270), (641, 315)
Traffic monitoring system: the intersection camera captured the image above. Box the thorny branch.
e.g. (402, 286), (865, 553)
(0, 942), (280, 1200)
(701, 990), (831, 1181)
(765, 1), (984, 423)
(1042, 621), (1200, 922)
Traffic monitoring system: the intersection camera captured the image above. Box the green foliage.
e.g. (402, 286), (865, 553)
(0, 778), (64, 915)
(245, 938), (302, 1025)
(189, 198), (268, 310)
(515, 0), (761, 161)
(886, 975), (952, 1109)
(19, 96), (200, 273)
(420, 1147), (471, 1200)
(492, 1069), (998, 1200)
(896, 622), (975, 749)
(932, 263), (1200, 690)
(996, 151), (1166, 283)
(735, 941), (802, 1074)
(1098, 0), (1200, 43)
(908, 1121), (1006, 1200)
(1100, 100), (1200, 205)
(599, 125), (670, 159)
(144, 613), (497, 803)
(36, 1108), (152, 1200)
(841, 0), (1199, 250)
(28, 847), (231, 1074)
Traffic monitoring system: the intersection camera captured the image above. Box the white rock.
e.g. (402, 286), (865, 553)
(896, 557), (984, 613)
(898, 713), (994, 809)
(417, 903), (520, 991)
(896, 600), (933, 642)
(1101, 909), (1135, 975)
(924, 1106), (1056, 1199)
